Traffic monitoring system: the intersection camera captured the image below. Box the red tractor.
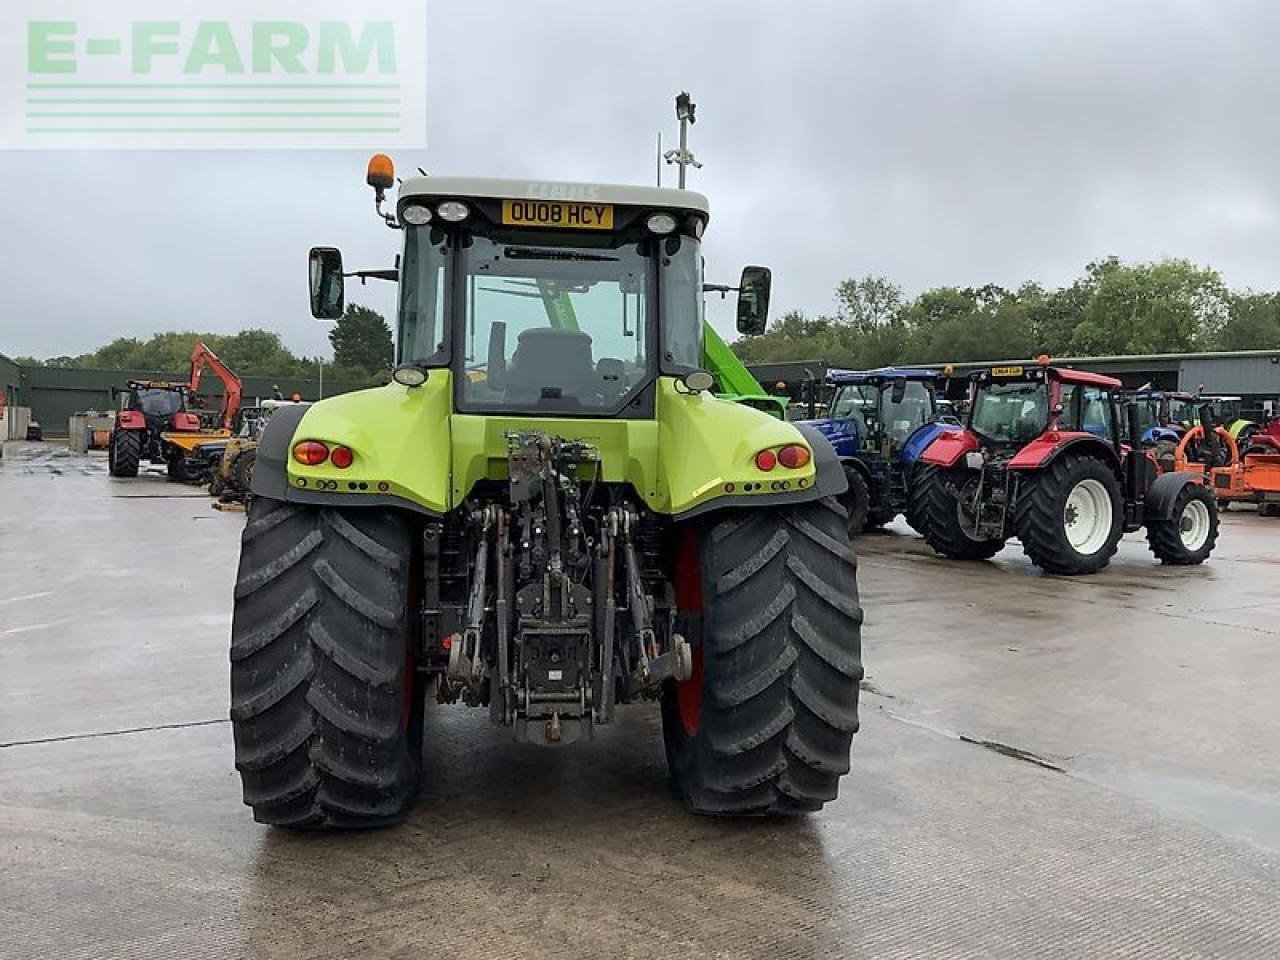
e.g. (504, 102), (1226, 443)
(107, 340), (242, 481)
(909, 359), (1220, 575)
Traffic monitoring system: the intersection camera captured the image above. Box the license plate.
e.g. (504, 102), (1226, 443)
(502, 199), (614, 230)
(990, 366), (1024, 377)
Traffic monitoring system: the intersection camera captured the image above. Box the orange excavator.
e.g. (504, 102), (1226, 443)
(107, 340), (242, 481)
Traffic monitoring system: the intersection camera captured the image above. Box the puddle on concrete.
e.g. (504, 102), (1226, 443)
(1076, 769), (1280, 854)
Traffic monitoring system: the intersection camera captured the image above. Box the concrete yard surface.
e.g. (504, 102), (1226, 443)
(3, 441), (1280, 958)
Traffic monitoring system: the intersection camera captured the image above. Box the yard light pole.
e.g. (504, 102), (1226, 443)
(664, 91), (702, 188)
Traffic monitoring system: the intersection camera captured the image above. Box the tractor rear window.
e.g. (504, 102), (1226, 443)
(133, 389), (184, 417)
(455, 236), (654, 415)
(971, 381), (1047, 443)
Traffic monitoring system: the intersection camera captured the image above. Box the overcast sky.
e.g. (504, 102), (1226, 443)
(3, 0), (1280, 360)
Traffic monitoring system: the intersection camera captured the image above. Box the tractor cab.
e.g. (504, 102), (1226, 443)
(911, 358), (1219, 575)
(962, 362), (1121, 455)
(118, 381), (199, 433)
(1121, 389), (1198, 444)
(801, 367), (952, 534)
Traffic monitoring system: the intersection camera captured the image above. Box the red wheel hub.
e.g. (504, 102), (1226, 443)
(674, 529), (704, 737)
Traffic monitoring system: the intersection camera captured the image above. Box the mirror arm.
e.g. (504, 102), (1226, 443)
(702, 282), (737, 300)
(345, 268), (399, 285)
(373, 188), (401, 230)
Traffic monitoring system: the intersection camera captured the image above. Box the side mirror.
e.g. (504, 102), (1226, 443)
(735, 265), (771, 336)
(890, 380), (907, 404)
(309, 247), (345, 319)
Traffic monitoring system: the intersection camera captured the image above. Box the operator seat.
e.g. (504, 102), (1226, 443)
(504, 328), (596, 403)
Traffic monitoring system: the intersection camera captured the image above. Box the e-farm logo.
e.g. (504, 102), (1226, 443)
(2, 1), (426, 149)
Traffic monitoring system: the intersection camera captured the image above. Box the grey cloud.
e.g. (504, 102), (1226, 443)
(3, 0), (1279, 357)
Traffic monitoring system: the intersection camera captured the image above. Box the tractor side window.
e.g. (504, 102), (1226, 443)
(881, 381), (932, 443)
(831, 385), (876, 437)
(1058, 385), (1079, 430)
(398, 226), (449, 366)
(659, 236), (703, 373)
(1080, 387), (1112, 438)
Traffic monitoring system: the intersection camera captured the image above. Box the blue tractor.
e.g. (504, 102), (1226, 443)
(801, 368), (959, 536)
(1121, 389), (1200, 473)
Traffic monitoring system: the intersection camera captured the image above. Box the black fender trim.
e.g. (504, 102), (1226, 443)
(1144, 471), (1198, 522)
(673, 424), (847, 520)
(249, 403), (441, 518)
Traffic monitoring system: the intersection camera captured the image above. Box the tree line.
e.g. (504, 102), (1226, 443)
(13, 303), (394, 383)
(732, 257), (1280, 369)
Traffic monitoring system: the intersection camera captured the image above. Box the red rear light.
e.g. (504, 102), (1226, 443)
(777, 444), (811, 469)
(292, 440), (329, 466)
(755, 449), (777, 471)
(330, 445), (354, 469)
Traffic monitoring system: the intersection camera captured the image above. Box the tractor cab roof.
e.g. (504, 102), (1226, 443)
(398, 176), (711, 223)
(970, 363), (1121, 390)
(1121, 388), (1196, 401)
(126, 380), (186, 391)
(826, 366), (941, 386)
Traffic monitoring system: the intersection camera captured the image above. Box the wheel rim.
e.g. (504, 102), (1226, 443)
(1063, 478), (1113, 554)
(674, 529), (704, 737)
(1179, 498), (1211, 551)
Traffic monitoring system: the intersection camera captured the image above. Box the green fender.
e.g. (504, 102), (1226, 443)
(253, 374), (843, 517)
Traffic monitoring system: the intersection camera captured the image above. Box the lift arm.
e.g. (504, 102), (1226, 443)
(188, 340), (243, 431)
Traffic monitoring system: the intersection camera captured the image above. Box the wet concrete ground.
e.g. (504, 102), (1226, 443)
(3, 440), (1280, 958)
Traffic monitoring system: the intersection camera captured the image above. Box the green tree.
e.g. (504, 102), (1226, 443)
(1218, 293), (1280, 350)
(328, 303), (393, 376)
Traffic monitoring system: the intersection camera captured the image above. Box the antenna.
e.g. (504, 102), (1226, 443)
(663, 90), (703, 188)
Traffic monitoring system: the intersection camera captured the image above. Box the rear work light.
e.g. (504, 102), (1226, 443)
(777, 444), (811, 469)
(329, 445), (354, 469)
(292, 441), (329, 466)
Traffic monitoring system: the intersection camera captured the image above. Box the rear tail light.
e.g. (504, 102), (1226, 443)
(292, 441), (329, 466)
(755, 449), (777, 471)
(330, 445), (354, 469)
(777, 444), (811, 469)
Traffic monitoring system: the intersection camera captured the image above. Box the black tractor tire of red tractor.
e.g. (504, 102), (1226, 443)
(841, 466), (871, 538)
(229, 497), (422, 829)
(908, 463), (1006, 560)
(108, 430), (141, 477)
(1013, 454), (1124, 575)
(1146, 482), (1219, 565)
(231, 449), (257, 496)
(661, 498), (864, 816)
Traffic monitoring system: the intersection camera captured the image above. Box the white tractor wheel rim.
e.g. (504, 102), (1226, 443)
(1180, 498), (1211, 551)
(1063, 478), (1113, 554)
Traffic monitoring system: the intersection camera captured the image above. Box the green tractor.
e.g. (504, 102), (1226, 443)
(228, 158), (863, 829)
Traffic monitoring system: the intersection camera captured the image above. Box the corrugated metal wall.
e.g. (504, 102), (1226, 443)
(18, 366), (368, 437)
(1179, 356), (1280, 396)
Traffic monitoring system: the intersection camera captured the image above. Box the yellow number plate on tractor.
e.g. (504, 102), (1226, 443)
(990, 366), (1025, 377)
(502, 199), (614, 230)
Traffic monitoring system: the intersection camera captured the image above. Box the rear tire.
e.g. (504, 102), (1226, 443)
(108, 430), (140, 477)
(230, 497), (421, 829)
(1147, 483), (1218, 564)
(1014, 455), (1123, 575)
(909, 464), (1005, 560)
(662, 499), (863, 816)
(841, 466), (871, 537)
